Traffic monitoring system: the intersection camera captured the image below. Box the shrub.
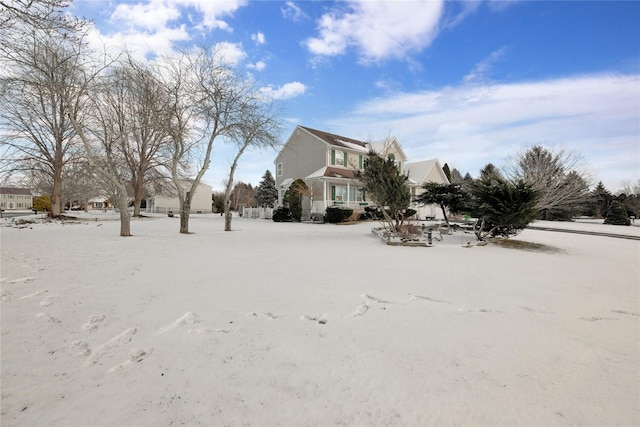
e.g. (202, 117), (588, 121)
(33, 195), (51, 212)
(272, 206), (292, 222)
(364, 206), (384, 220)
(404, 208), (417, 219)
(604, 200), (631, 225)
(324, 206), (353, 223)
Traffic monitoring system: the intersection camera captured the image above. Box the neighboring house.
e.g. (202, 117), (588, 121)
(0, 187), (33, 210)
(144, 181), (213, 214)
(87, 197), (111, 210)
(405, 159), (450, 220)
(274, 126), (409, 219)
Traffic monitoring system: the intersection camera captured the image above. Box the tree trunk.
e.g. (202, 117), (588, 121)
(133, 198), (142, 217)
(224, 211), (232, 231)
(180, 197), (191, 234)
(440, 202), (450, 226)
(117, 196), (131, 237)
(133, 179), (143, 217)
(51, 172), (62, 217)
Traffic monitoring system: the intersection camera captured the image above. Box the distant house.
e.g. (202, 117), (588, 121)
(273, 125), (447, 220)
(87, 197), (111, 210)
(0, 187), (33, 210)
(144, 181), (213, 214)
(405, 159), (450, 219)
(275, 126), (393, 218)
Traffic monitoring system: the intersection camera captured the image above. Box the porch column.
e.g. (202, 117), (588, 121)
(323, 180), (327, 211)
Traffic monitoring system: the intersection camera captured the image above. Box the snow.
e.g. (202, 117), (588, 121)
(1, 214), (639, 426)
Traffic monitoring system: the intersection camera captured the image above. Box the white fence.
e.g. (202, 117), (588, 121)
(241, 207), (273, 219)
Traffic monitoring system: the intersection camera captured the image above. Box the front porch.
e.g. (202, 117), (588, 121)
(304, 176), (370, 220)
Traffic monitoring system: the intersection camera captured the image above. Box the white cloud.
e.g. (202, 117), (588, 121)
(110, 0), (181, 31)
(251, 32), (266, 45)
(463, 47), (508, 84)
(260, 82), (307, 100)
(214, 42), (247, 66)
(91, 0), (249, 59)
(247, 61), (266, 71)
(328, 74), (640, 190)
(305, 0), (444, 63)
(172, 0), (247, 30)
(281, 1), (308, 22)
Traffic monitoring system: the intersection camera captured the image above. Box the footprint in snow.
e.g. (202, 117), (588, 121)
(84, 327), (138, 366)
(36, 312), (62, 324)
(579, 316), (619, 322)
(108, 348), (153, 373)
(20, 290), (48, 300)
(7, 277), (37, 284)
(353, 294), (393, 317)
(83, 314), (106, 331)
(188, 328), (232, 334)
(301, 314), (328, 324)
(159, 312), (199, 334)
(410, 294), (452, 304)
(519, 306), (554, 315)
(610, 309), (639, 317)
(248, 312), (279, 320)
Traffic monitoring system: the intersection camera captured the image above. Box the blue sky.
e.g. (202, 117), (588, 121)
(71, 0), (639, 192)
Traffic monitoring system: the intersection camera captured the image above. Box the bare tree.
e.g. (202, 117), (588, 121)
(507, 146), (591, 219)
(46, 36), (134, 235)
(162, 47), (270, 234)
(110, 56), (172, 216)
(222, 102), (281, 231)
(0, 0), (83, 35)
(0, 25), (88, 216)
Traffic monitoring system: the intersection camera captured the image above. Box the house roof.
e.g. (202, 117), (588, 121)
(300, 126), (369, 152)
(0, 187), (32, 195)
(306, 166), (357, 180)
(405, 159), (449, 186)
(370, 138), (408, 161)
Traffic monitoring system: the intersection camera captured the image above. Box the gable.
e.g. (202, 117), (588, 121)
(405, 159), (449, 185)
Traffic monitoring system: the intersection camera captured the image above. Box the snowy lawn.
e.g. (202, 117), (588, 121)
(1, 214), (639, 426)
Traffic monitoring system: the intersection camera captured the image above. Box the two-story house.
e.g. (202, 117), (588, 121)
(405, 159), (451, 219)
(0, 187), (33, 211)
(274, 126), (409, 219)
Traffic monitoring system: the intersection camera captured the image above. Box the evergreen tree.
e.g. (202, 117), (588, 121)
(255, 170), (277, 207)
(416, 183), (469, 226)
(442, 163), (452, 182)
(470, 164), (539, 240)
(355, 151), (410, 232)
(283, 178), (307, 221)
(604, 200), (631, 225)
(588, 181), (613, 218)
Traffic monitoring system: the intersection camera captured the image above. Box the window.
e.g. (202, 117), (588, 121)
(277, 162), (283, 177)
(332, 150), (346, 166)
(359, 155), (363, 170)
(349, 187), (365, 202)
(331, 185), (347, 202)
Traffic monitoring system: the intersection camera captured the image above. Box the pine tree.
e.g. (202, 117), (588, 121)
(283, 178), (307, 221)
(604, 200), (631, 226)
(255, 170), (277, 207)
(355, 151), (410, 232)
(416, 183), (469, 226)
(442, 163), (452, 182)
(470, 164), (539, 240)
(588, 181), (613, 218)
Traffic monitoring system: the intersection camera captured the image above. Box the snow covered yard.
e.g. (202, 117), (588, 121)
(1, 215), (638, 426)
